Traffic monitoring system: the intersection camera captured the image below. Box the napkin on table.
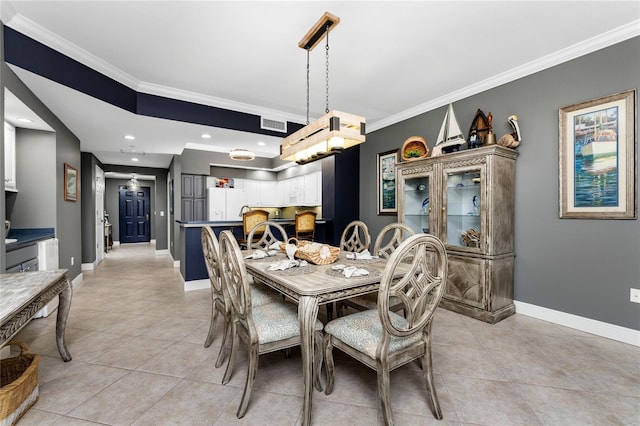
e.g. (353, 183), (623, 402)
(245, 250), (268, 259)
(346, 249), (375, 260)
(268, 259), (309, 271)
(342, 266), (369, 278)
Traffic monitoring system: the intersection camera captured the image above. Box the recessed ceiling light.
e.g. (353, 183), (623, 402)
(16, 117), (33, 123)
(201, 133), (211, 139)
(131, 157), (139, 162)
(257, 141), (266, 146)
(124, 135), (135, 140)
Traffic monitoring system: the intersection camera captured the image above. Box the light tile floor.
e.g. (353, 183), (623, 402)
(12, 242), (640, 425)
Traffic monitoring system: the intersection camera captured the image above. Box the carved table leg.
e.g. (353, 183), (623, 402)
(55, 278), (73, 361)
(298, 296), (319, 426)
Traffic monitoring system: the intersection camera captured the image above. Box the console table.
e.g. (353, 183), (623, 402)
(0, 269), (72, 361)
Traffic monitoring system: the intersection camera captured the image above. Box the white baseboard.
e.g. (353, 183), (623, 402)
(81, 262), (94, 271)
(183, 278), (209, 292)
(155, 249), (169, 255)
(71, 273), (83, 289)
(173, 260), (180, 268)
(515, 301), (640, 347)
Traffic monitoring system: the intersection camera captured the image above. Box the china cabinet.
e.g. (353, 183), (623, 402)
(397, 145), (518, 323)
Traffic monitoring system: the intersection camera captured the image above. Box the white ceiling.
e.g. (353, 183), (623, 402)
(2, 1), (639, 169)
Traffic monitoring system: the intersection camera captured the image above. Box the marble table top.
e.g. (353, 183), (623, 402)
(0, 269), (68, 325)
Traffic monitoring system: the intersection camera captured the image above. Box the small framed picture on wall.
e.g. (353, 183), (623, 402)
(64, 163), (79, 202)
(377, 149), (399, 215)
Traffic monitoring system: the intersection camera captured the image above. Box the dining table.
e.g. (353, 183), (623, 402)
(243, 248), (406, 426)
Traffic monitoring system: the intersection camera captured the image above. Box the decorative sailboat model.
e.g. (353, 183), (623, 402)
(434, 103), (466, 154)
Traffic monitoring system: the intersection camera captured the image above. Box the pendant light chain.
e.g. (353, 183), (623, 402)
(325, 24), (330, 114)
(306, 48), (310, 125)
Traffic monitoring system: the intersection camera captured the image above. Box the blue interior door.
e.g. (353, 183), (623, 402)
(119, 186), (151, 243)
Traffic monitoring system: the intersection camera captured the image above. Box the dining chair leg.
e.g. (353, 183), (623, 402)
(203, 303), (219, 348)
(222, 321), (239, 385)
(323, 335), (335, 395)
(421, 339), (442, 419)
(237, 345), (260, 418)
(377, 364), (394, 426)
(215, 315), (232, 368)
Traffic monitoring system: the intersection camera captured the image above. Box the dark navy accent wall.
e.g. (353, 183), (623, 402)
(4, 26), (305, 137)
(4, 26), (136, 112)
(137, 93), (303, 136)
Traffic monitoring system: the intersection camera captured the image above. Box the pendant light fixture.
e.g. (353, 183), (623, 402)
(229, 148), (256, 161)
(280, 12), (366, 165)
(127, 174), (139, 190)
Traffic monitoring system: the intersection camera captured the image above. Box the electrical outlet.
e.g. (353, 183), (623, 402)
(70, 256), (74, 266)
(630, 288), (640, 304)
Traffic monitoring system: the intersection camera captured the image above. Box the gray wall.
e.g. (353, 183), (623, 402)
(2, 56), (82, 279)
(361, 37), (640, 330)
(80, 152), (102, 264)
(12, 128), (56, 228)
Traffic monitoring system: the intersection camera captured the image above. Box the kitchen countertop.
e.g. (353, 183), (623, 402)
(5, 228), (55, 252)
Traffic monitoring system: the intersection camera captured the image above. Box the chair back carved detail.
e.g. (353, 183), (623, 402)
(339, 220), (371, 253)
(247, 221), (288, 250)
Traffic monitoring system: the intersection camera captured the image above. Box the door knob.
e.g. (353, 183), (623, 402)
(145, 213), (150, 221)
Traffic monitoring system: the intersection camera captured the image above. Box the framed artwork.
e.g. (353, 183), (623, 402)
(64, 163), (78, 202)
(377, 149), (399, 215)
(559, 89), (636, 219)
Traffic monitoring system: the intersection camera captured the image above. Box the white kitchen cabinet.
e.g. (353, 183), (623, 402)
(208, 187), (247, 221)
(4, 121), (16, 191)
(245, 180), (277, 206)
(303, 171), (322, 205)
(260, 181), (277, 206)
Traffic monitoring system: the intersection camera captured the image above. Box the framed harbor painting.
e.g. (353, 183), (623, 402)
(377, 149), (398, 215)
(559, 89), (636, 219)
(64, 163), (78, 202)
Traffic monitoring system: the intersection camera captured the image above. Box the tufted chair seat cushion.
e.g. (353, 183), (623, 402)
(325, 309), (420, 358)
(252, 302), (323, 345)
(250, 282), (281, 307)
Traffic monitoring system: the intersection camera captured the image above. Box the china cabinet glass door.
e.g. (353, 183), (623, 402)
(444, 168), (482, 248)
(402, 175), (432, 235)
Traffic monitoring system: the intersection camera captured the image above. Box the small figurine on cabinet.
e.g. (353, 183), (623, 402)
(469, 130), (482, 149)
(498, 115), (522, 149)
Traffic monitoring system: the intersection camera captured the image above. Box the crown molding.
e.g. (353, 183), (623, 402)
(6, 12), (307, 126)
(5, 14), (140, 90)
(368, 20), (640, 132)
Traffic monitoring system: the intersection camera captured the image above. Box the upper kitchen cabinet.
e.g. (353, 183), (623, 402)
(182, 174), (207, 221)
(4, 121), (17, 191)
(397, 145), (518, 323)
(246, 180), (277, 207)
(302, 171), (322, 205)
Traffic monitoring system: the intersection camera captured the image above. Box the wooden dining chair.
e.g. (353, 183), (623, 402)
(339, 220), (371, 253)
(246, 220), (288, 250)
(201, 226), (279, 366)
(342, 223), (416, 313)
(201, 226), (230, 367)
(324, 233), (448, 425)
(295, 210), (317, 241)
(218, 230), (324, 419)
(239, 209), (269, 249)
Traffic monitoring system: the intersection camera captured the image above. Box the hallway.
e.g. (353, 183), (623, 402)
(10, 242), (640, 425)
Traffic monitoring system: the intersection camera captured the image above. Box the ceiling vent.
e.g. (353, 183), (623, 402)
(261, 117), (287, 133)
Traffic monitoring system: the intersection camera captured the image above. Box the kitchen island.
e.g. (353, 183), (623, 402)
(176, 218), (331, 290)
